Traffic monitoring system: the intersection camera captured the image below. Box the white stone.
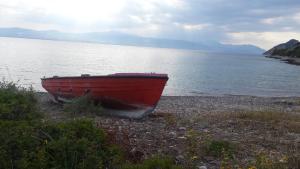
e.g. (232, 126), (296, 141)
(197, 166), (207, 169)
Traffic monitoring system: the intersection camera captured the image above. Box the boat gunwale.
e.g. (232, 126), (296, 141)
(41, 74), (169, 80)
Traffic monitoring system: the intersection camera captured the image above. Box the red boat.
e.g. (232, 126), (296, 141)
(41, 73), (168, 111)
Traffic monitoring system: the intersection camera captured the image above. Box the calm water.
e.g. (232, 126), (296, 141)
(1, 37), (300, 96)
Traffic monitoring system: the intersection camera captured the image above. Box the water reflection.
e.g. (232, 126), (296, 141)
(1, 37), (300, 96)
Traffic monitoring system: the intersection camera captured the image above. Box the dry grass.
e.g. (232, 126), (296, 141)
(234, 111), (300, 122)
(150, 111), (178, 127)
(220, 111), (300, 133)
(282, 121), (300, 133)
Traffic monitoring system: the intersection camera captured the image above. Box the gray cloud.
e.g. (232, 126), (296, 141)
(1, 0), (300, 48)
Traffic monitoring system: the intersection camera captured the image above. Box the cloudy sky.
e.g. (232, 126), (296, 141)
(1, 0), (300, 49)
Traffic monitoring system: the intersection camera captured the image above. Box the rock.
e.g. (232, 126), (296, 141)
(169, 131), (177, 137)
(178, 136), (187, 140)
(179, 127), (186, 131)
(197, 166), (207, 169)
(118, 126), (122, 131)
(203, 129), (209, 133)
(175, 155), (184, 164)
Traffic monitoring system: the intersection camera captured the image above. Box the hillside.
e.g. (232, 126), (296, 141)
(0, 27), (265, 54)
(264, 39), (300, 65)
(264, 39), (300, 58)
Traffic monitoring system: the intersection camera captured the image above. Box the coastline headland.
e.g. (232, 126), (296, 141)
(264, 39), (300, 65)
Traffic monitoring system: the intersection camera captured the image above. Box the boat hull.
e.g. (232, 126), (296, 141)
(41, 73), (168, 110)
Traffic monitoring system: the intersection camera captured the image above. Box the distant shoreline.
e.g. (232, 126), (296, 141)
(265, 55), (300, 65)
(0, 36), (261, 56)
(0, 27), (265, 54)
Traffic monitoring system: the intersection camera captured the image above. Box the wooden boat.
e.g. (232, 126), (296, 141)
(41, 73), (168, 111)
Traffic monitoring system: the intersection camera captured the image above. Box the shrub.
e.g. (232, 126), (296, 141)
(0, 119), (122, 169)
(207, 140), (235, 158)
(185, 129), (200, 159)
(0, 80), (41, 120)
(0, 80), (184, 168)
(0, 120), (40, 169)
(251, 153), (290, 169)
(63, 95), (103, 115)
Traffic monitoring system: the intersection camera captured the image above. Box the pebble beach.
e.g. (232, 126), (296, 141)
(38, 93), (300, 168)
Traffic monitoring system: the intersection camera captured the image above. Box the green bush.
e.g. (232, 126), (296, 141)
(0, 80), (40, 120)
(207, 140), (235, 158)
(63, 95), (103, 115)
(121, 156), (182, 169)
(0, 119), (122, 169)
(0, 81), (183, 169)
(0, 120), (39, 169)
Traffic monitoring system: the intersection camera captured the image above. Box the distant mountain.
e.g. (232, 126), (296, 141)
(0, 27), (265, 54)
(264, 39), (300, 58)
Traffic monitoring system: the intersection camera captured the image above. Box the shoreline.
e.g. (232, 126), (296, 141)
(164, 94), (300, 98)
(265, 55), (300, 65)
(37, 91), (300, 99)
(37, 92), (300, 117)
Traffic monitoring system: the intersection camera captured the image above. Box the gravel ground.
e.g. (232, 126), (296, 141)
(157, 95), (300, 116)
(37, 93), (300, 168)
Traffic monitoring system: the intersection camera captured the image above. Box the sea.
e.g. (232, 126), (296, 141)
(1, 37), (300, 97)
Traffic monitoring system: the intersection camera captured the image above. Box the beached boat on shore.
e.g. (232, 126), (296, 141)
(41, 73), (168, 112)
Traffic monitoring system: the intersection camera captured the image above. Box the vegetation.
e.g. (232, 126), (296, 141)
(207, 140), (235, 159)
(219, 152), (300, 169)
(1, 80), (299, 168)
(232, 111), (300, 133)
(0, 81), (181, 169)
(63, 94), (103, 116)
(185, 129), (235, 159)
(234, 111), (298, 122)
(0, 80), (41, 120)
(267, 39), (300, 58)
(0, 120), (123, 169)
(184, 128), (237, 168)
(121, 156), (182, 169)
(272, 47), (300, 58)
(182, 115), (300, 169)
(253, 153), (289, 169)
